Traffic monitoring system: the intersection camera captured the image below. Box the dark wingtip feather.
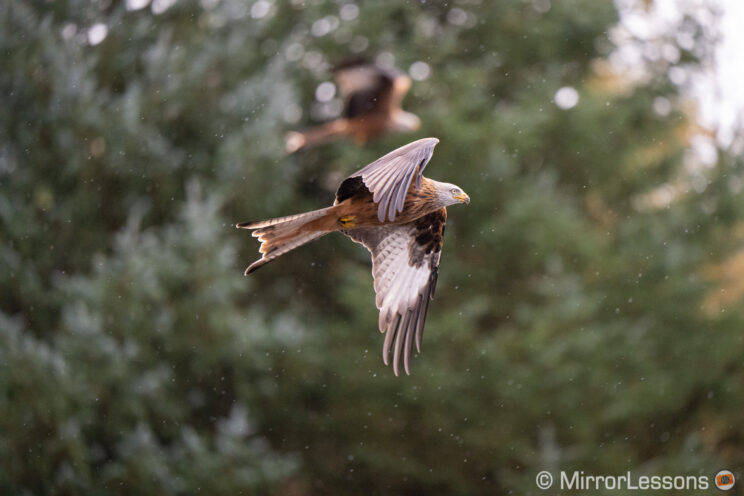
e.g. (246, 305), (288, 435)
(382, 315), (398, 366)
(428, 266), (439, 300)
(392, 312), (411, 377)
(403, 329), (414, 376)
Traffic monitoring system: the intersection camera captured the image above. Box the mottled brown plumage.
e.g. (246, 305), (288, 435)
(237, 138), (469, 375)
(285, 61), (420, 153)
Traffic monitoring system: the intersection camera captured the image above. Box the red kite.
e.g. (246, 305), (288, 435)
(285, 60), (421, 153)
(238, 138), (469, 375)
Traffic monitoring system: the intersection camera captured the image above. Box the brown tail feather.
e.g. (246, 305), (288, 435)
(285, 119), (350, 153)
(237, 206), (338, 274)
(236, 209), (329, 231)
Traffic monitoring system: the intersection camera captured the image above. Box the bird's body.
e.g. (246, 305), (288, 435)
(335, 175), (443, 228)
(285, 61), (420, 153)
(238, 138), (468, 375)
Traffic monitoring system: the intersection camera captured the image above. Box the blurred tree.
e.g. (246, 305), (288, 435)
(1, 0), (743, 494)
(1, 185), (297, 493)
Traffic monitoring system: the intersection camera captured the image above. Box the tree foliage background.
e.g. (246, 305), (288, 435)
(2, 0), (743, 494)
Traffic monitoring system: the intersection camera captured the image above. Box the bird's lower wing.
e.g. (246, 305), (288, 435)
(343, 209), (447, 375)
(285, 119), (350, 153)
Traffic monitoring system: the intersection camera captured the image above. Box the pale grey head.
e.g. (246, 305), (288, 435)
(432, 180), (470, 207)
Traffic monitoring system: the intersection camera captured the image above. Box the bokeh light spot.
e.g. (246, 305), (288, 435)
(126, 0), (151, 11)
(409, 61), (431, 81)
(554, 86), (579, 109)
(340, 3), (359, 21)
(87, 24), (108, 46)
(251, 0), (271, 19)
(315, 82), (336, 103)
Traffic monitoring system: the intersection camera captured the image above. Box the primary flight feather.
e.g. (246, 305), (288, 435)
(237, 138), (469, 375)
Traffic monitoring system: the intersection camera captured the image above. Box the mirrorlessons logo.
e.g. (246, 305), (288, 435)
(535, 470), (737, 491)
(715, 470), (735, 491)
(561, 471), (708, 491)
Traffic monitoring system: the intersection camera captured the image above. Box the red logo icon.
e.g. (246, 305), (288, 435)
(715, 470), (735, 491)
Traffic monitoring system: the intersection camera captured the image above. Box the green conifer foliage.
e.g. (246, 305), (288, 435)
(2, 0), (743, 494)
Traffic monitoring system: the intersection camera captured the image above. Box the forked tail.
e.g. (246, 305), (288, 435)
(237, 206), (338, 274)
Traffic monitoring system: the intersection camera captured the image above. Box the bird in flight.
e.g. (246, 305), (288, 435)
(285, 60), (421, 153)
(238, 138), (469, 375)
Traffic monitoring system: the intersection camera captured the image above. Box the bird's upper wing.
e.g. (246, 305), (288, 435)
(333, 62), (410, 119)
(348, 137), (439, 222)
(343, 208), (447, 375)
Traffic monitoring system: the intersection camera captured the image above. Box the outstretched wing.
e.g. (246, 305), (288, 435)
(344, 208), (447, 376)
(348, 137), (439, 222)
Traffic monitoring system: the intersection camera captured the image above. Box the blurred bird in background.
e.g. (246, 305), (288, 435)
(285, 60), (421, 153)
(239, 138), (469, 375)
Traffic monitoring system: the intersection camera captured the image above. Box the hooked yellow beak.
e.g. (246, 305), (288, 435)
(454, 192), (470, 205)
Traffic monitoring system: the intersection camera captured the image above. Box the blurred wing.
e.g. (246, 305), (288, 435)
(388, 73), (412, 108)
(344, 208), (447, 376)
(349, 137), (439, 222)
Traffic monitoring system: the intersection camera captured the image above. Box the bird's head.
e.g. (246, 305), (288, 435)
(392, 110), (421, 132)
(437, 182), (470, 207)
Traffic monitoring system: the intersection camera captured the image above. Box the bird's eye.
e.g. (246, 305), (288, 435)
(451, 188), (458, 194)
